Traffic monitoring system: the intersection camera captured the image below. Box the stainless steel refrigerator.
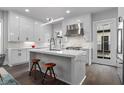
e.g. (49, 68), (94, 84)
(117, 16), (123, 84)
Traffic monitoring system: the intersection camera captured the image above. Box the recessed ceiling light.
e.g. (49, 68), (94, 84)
(16, 16), (19, 19)
(25, 9), (30, 12)
(66, 10), (71, 14)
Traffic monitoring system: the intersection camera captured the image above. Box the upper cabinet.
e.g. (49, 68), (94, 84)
(8, 12), (20, 41)
(33, 21), (52, 43)
(42, 25), (52, 43)
(20, 16), (34, 41)
(8, 11), (52, 42)
(34, 21), (43, 42)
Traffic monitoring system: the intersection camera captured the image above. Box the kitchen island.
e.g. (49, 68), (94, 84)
(29, 48), (88, 85)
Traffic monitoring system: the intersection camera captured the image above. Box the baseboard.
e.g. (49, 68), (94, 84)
(55, 76), (72, 85)
(92, 62), (117, 67)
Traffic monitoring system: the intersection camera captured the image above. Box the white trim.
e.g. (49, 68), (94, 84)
(0, 18), (3, 54)
(93, 18), (117, 66)
(80, 75), (87, 85)
(93, 18), (117, 23)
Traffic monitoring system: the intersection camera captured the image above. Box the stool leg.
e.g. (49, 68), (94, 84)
(42, 68), (49, 84)
(37, 63), (42, 75)
(34, 63), (37, 80)
(51, 67), (56, 79)
(49, 67), (52, 77)
(29, 63), (34, 76)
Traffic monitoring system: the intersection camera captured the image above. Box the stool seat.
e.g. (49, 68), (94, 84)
(32, 59), (40, 62)
(44, 63), (56, 68)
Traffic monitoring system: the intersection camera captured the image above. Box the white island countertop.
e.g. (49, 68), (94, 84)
(29, 48), (87, 58)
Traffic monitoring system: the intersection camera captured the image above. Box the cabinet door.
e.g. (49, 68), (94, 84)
(20, 16), (34, 41)
(10, 50), (21, 65)
(9, 49), (27, 66)
(42, 25), (51, 43)
(8, 12), (20, 41)
(20, 49), (27, 62)
(34, 22), (42, 42)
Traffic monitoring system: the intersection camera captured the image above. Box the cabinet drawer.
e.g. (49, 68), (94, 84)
(8, 49), (27, 66)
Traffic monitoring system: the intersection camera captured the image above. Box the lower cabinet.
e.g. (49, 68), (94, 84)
(8, 49), (29, 66)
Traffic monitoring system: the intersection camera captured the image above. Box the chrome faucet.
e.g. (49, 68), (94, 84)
(50, 37), (55, 50)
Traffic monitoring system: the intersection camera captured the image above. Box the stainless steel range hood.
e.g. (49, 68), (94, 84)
(65, 23), (84, 37)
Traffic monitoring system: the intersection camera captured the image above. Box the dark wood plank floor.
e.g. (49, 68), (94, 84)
(83, 64), (121, 85)
(4, 63), (121, 85)
(4, 64), (68, 85)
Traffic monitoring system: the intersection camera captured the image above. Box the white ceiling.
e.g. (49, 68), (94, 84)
(0, 7), (116, 22)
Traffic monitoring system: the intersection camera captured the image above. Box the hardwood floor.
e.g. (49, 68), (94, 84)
(3, 63), (121, 85)
(4, 64), (68, 85)
(83, 63), (121, 85)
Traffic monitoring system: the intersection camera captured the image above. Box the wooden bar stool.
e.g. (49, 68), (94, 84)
(29, 59), (42, 80)
(42, 63), (56, 83)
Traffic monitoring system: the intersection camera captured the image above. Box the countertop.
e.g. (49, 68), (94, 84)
(7, 47), (48, 50)
(29, 48), (87, 58)
(117, 54), (123, 61)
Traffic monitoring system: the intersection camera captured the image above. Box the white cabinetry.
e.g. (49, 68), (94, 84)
(8, 12), (52, 42)
(34, 22), (43, 42)
(8, 49), (28, 66)
(34, 22), (52, 43)
(8, 12), (20, 41)
(42, 25), (51, 43)
(20, 16), (34, 41)
(8, 12), (34, 42)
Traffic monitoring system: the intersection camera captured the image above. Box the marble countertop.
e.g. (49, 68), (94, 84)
(117, 54), (123, 61)
(7, 47), (48, 50)
(29, 48), (87, 58)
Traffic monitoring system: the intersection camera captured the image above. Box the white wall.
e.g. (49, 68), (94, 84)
(118, 7), (124, 17)
(92, 8), (118, 21)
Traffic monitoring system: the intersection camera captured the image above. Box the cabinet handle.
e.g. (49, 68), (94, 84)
(18, 37), (19, 40)
(39, 38), (40, 41)
(26, 37), (29, 41)
(18, 53), (21, 56)
(18, 49), (21, 51)
(119, 63), (123, 64)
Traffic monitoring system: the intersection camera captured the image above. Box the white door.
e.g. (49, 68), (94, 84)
(93, 19), (117, 66)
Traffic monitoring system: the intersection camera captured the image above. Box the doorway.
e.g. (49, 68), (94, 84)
(93, 19), (117, 66)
